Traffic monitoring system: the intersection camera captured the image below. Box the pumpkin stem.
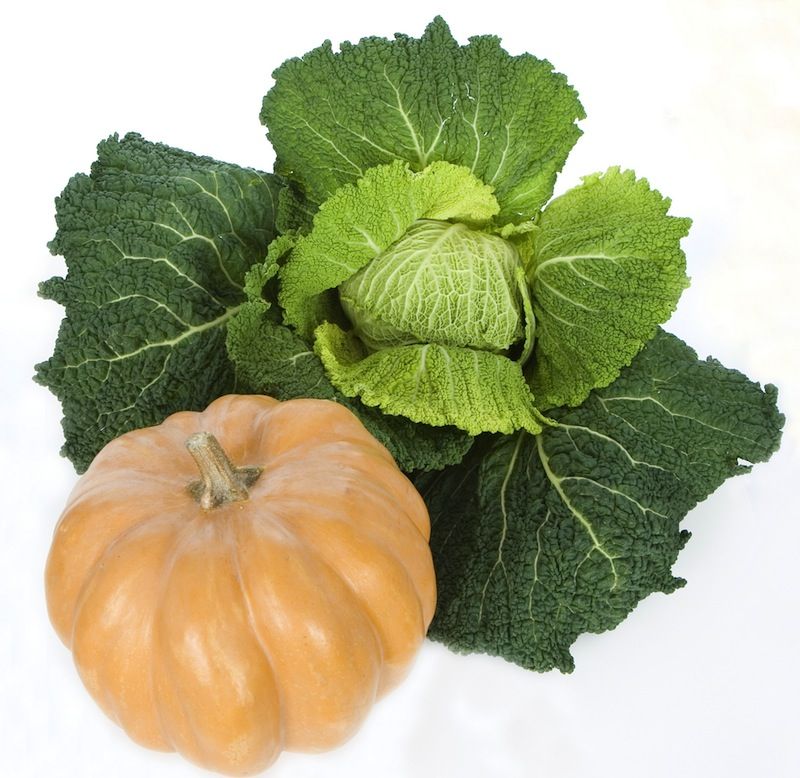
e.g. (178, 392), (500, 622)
(185, 432), (263, 509)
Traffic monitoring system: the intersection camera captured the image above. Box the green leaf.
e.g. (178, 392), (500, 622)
(241, 232), (298, 325)
(528, 167), (691, 409)
(262, 16), (584, 222)
(417, 330), (783, 672)
(35, 133), (282, 472)
(279, 160), (498, 338)
(227, 300), (337, 402)
(353, 403), (473, 475)
(314, 322), (548, 436)
(275, 182), (316, 235)
(226, 304), (472, 472)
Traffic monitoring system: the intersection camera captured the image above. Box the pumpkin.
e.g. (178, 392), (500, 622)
(45, 394), (436, 775)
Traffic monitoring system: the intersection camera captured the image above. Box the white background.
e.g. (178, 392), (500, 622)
(2, 1), (799, 776)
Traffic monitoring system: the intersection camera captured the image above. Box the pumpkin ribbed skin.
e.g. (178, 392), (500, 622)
(45, 395), (436, 775)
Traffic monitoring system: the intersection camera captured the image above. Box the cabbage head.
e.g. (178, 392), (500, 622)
(275, 160), (546, 436)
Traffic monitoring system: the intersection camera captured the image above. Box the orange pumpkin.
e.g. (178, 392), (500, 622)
(45, 394), (436, 775)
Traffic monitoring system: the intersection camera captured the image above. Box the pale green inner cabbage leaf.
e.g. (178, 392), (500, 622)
(339, 219), (525, 354)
